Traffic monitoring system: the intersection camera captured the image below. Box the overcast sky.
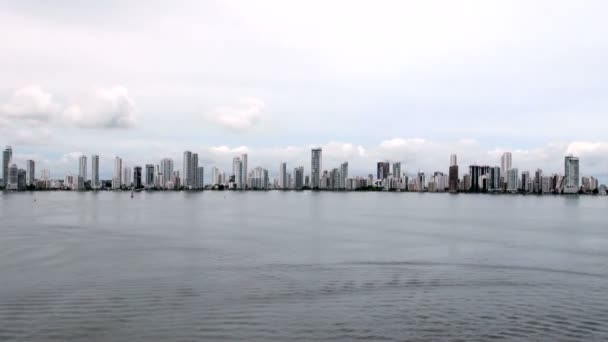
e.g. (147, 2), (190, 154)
(1, 0), (607, 181)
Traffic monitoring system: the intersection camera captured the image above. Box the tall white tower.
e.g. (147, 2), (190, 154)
(113, 157), (122, 189)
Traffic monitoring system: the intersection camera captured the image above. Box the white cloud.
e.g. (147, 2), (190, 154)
(208, 98), (265, 132)
(208, 145), (250, 155)
(64, 86), (137, 129)
(0, 85), (59, 123)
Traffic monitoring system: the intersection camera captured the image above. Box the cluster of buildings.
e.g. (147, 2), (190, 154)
(1, 145), (606, 195)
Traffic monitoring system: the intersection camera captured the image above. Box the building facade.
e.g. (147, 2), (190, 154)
(311, 148), (322, 189)
(91, 155), (100, 189)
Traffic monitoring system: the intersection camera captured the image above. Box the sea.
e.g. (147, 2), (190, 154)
(1, 191), (607, 341)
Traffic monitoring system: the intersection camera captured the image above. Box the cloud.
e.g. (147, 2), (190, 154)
(208, 98), (265, 132)
(64, 86), (137, 129)
(208, 145), (250, 155)
(0, 85), (59, 123)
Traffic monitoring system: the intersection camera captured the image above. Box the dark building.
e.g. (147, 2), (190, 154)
(469, 165), (491, 192)
(377, 161), (390, 180)
(449, 165), (459, 192)
(17, 169), (26, 190)
(133, 166), (143, 189)
(145, 164), (155, 187)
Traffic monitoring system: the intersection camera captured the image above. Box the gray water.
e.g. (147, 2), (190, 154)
(1, 191), (607, 341)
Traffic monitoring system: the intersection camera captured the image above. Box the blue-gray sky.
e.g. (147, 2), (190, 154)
(1, 0), (607, 181)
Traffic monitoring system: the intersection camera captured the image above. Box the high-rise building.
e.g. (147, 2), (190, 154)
(195, 167), (204, 189)
(7, 163), (18, 190)
(521, 171), (531, 192)
(91, 155), (100, 189)
(122, 166), (132, 187)
(17, 169), (26, 190)
(113, 157), (122, 189)
(192, 153), (199, 187)
(250, 167), (269, 190)
(507, 168), (519, 192)
(534, 169), (543, 193)
(279, 162), (287, 189)
(133, 166), (142, 189)
(377, 161), (390, 180)
(145, 164), (154, 188)
(450, 154), (457, 167)
(392, 162), (401, 179)
(160, 158), (174, 189)
(449, 165), (459, 193)
(564, 155), (580, 193)
(340, 162), (348, 189)
(469, 165), (491, 192)
(211, 167), (222, 186)
(501, 152), (512, 176)
(78, 155), (87, 183)
(311, 148), (322, 189)
(241, 154), (248, 189)
(26, 160), (35, 187)
(489, 166), (501, 191)
(233, 156), (243, 189)
(182, 151), (193, 188)
(3, 146), (12, 188)
(329, 168), (340, 190)
(294, 166), (304, 190)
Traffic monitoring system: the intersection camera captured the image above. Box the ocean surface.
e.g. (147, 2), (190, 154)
(1, 191), (608, 341)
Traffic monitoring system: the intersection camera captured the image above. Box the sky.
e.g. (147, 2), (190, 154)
(1, 0), (608, 182)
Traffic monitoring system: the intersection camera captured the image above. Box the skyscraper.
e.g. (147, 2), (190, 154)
(133, 166), (142, 189)
(564, 155), (580, 193)
(501, 152), (512, 175)
(294, 166), (304, 190)
(122, 166), (131, 187)
(26, 160), (35, 187)
(7, 163), (18, 190)
(507, 168), (519, 192)
(160, 158), (174, 188)
(192, 153), (199, 186)
(377, 161), (390, 180)
(469, 165), (491, 192)
(241, 153), (248, 189)
(182, 151), (193, 188)
(489, 166), (501, 191)
(17, 169), (26, 190)
(145, 164), (154, 188)
(311, 148), (322, 189)
(448, 154), (458, 193)
(392, 162), (401, 179)
(521, 171), (531, 193)
(113, 157), (122, 190)
(91, 155), (100, 189)
(534, 169), (543, 193)
(340, 162), (348, 189)
(233, 156), (243, 189)
(78, 155), (87, 182)
(211, 167), (222, 186)
(279, 162), (287, 189)
(195, 166), (204, 189)
(3, 146), (12, 188)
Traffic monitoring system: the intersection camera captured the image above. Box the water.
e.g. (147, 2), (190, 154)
(1, 191), (608, 341)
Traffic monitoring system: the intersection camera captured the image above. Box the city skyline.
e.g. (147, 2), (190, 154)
(2, 141), (607, 185)
(2, 144), (605, 195)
